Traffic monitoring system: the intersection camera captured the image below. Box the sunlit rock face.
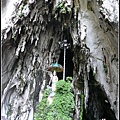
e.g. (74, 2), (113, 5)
(1, 0), (118, 120)
(101, 0), (119, 23)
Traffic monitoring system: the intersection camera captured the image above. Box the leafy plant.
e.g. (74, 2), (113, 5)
(56, 80), (72, 93)
(34, 89), (50, 120)
(60, 7), (66, 14)
(34, 80), (75, 120)
(66, 77), (73, 82)
(103, 64), (108, 74)
(52, 1), (72, 20)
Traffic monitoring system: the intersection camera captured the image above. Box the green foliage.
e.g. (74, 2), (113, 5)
(20, 3), (24, 10)
(12, 30), (17, 39)
(12, 33), (15, 39)
(34, 89), (50, 120)
(56, 80), (72, 94)
(18, 13), (23, 17)
(103, 64), (108, 74)
(66, 77), (73, 82)
(34, 80), (75, 120)
(53, 1), (71, 15)
(60, 7), (66, 14)
(7, 104), (12, 116)
(18, 3), (24, 17)
(80, 94), (84, 120)
(66, 7), (72, 13)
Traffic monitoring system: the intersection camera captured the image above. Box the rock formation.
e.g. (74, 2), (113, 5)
(1, 0), (119, 120)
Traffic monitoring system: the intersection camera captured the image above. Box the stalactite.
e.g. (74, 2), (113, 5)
(2, 0), (118, 119)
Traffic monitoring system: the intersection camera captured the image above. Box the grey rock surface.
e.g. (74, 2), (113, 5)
(1, 0), (118, 120)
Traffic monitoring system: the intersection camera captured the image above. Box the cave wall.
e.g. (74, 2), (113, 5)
(1, 0), (119, 120)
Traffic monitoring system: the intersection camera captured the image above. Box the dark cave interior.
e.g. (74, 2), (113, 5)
(57, 48), (74, 80)
(83, 67), (117, 120)
(57, 27), (74, 80)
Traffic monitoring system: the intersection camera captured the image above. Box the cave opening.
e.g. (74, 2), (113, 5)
(83, 67), (117, 120)
(57, 28), (74, 80)
(57, 49), (74, 80)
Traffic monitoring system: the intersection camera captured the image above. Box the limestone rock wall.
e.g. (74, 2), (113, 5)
(1, 0), (118, 120)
